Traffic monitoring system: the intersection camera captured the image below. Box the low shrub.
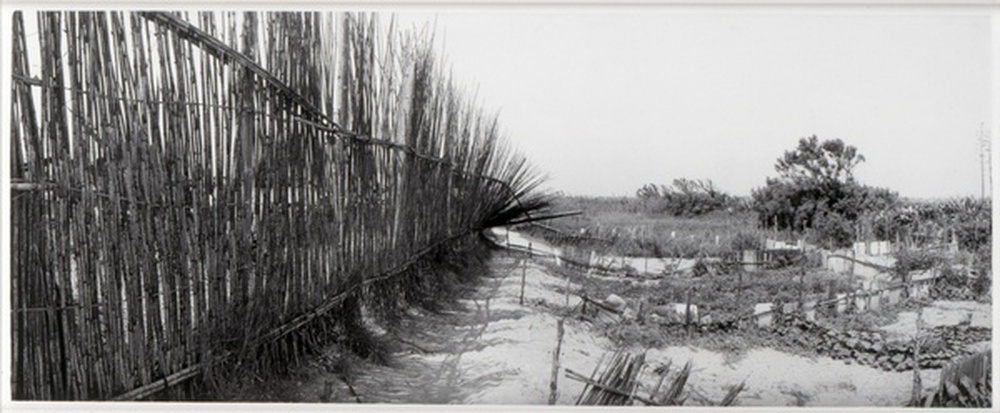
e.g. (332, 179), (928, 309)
(729, 231), (762, 252)
(636, 179), (740, 218)
(892, 248), (946, 281)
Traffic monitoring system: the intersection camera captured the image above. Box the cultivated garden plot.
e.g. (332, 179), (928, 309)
(242, 229), (990, 407)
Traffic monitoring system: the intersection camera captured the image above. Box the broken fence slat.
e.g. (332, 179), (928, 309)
(564, 368), (664, 406)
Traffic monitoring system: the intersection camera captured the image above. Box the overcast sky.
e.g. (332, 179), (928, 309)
(394, 11), (994, 199)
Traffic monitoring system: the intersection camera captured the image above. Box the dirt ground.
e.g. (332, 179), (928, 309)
(244, 255), (607, 404)
(642, 346), (940, 406)
(246, 233), (991, 406)
(880, 300), (992, 339)
(347, 256), (608, 404)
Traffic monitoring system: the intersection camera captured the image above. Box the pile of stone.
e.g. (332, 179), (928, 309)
(933, 324), (991, 348)
(772, 313), (988, 371)
(649, 319), (740, 335)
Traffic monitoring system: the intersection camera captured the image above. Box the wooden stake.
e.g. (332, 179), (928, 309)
(736, 271), (743, 308)
(684, 288), (693, 330)
(520, 258), (527, 306)
(564, 276), (570, 308)
(505, 226), (510, 256)
(548, 318), (565, 405)
(910, 307), (923, 405)
(798, 269), (805, 312)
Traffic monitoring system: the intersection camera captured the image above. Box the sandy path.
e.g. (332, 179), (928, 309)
(343, 256), (610, 405)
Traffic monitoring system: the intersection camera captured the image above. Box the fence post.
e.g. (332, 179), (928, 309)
(903, 271), (912, 299)
(849, 247), (856, 277)
(826, 280), (836, 317)
(587, 250), (595, 276)
(736, 270), (743, 308)
(505, 226), (510, 256)
(519, 242), (533, 305)
(798, 269), (805, 312)
(564, 276), (571, 307)
(684, 288), (693, 330)
(520, 258), (527, 306)
(910, 307), (924, 405)
(548, 318), (565, 405)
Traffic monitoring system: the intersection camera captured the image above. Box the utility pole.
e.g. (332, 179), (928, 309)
(980, 123), (985, 199)
(979, 123), (991, 200)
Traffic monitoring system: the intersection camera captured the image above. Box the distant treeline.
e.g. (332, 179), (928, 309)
(635, 136), (990, 253)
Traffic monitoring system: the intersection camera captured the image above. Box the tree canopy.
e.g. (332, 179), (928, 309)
(776, 135), (865, 186)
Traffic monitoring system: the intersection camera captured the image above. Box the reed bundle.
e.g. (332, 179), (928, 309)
(573, 349), (646, 405)
(567, 349), (745, 406)
(919, 349), (991, 407)
(10, 10), (548, 400)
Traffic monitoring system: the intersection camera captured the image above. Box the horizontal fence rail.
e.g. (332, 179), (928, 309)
(9, 11), (546, 400)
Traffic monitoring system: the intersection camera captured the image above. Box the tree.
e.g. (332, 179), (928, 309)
(752, 136), (897, 248)
(776, 135), (865, 186)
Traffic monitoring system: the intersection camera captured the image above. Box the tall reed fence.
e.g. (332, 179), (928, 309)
(9, 11), (546, 400)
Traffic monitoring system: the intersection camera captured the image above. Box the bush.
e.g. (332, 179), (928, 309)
(752, 179), (900, 248)
(892, 248), (946, 281)
(807, 210), (854, 249)
(971, 269), (991, 300)
(729, 231), (762, 252)
(637, 179), (735, 217)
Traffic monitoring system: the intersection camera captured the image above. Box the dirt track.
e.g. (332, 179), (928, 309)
(246, 254), (607, 404)
(343, 256), (607, 404)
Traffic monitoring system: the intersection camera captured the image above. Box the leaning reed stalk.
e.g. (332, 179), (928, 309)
(11, 10), (549, 400)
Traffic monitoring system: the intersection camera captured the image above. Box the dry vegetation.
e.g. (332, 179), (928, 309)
(525, 195), (767, 259)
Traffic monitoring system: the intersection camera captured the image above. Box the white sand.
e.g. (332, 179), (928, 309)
(880, 300), (992, 340)
(406, 259), (951, 407)
(643, 346), (939, 406)
(456, 261), (610, 404)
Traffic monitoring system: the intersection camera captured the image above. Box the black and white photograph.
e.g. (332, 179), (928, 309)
(1, 2), (997, 410)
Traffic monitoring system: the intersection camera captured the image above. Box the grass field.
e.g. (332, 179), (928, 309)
(525, 195), (775, 259)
